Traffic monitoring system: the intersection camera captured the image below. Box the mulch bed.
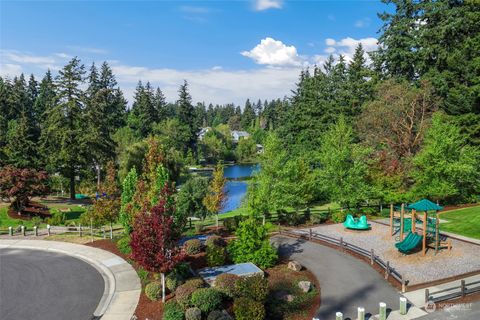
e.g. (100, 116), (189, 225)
(86, 239), (322, 320)
(7, 201), (51, 220)
(86, 239), (170, 320)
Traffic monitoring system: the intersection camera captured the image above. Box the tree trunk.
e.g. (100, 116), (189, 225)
(161, 272), (166, 303)
(69, 165), (75, 200)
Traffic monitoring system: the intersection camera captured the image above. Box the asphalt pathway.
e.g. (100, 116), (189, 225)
(0, 248), (104, 320)
(272, 235), (401, 320)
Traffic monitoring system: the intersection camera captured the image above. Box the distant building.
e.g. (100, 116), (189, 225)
(198, 127), (212, 141)
(256, 144), (264, 154)
(231, 130), (250, 142)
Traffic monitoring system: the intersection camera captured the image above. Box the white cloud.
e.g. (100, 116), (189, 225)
(0, 50), (69, 71)
(67, 46), (108, 55)
(111, 63), (300, 105)
(354, 18), (371, 28)
(254, 0), (283, 11)
(0, 63), (23, 77)
(179, 6), (210, 14)
(241, 37), (304, 67)
(322, 37), (378, 62)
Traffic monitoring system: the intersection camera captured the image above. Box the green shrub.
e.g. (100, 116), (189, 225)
(207, 310), (230, 320)
(205, 235), (226, 248)
(228, 217), (278, 269)
(31, 217), (43, 227)
(184, 239), (202, 255)
(163, 300), (185, 320)
(222, 217), (238, 232)
(206, 244), (227, 267)
(144, 281), (161, 301)
(235, 274), (268, 302)
(47, 211), (66, 226)
(191, 288), (223, 314)
(137, 266), (149, 283)
(166, 273), (183, 293)
(185, 307), (202, 320)
(214, 273), (240, 298)
(116, 235), (131, 254)
(310, 211), (329, 224)
(233, 297), (265, 320)
(332, 210), (347, 223)
(175, 279), (204, 308)
(195, 222), (204, 234)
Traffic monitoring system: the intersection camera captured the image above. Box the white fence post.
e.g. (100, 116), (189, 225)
(8, 226), (13, 236)
(47, 224), (51, 236)
(357, 307), (365, 320)
(400, 297), (407, 315)
(21, 225), (25, 236)
(379, 302), (386, 320)
(34, 226), (38, 236)
(335, 312), (343, 320)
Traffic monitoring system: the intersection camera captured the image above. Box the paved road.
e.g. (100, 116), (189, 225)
(0, 248), (105, 320)
(272, 235), (401, 320)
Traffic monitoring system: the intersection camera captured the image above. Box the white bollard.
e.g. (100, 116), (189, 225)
(8, 226), (13, 236)
(21, 225), (25, 236)
(379, 302), (387, 320)
(335, 312), (343, 320)
(47, 224), (51, 236)
(34, 226), (38, 236)
(357, 307), (365, 320)
(400, 297), (407, 315)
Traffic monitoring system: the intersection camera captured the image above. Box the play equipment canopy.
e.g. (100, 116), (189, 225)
(406, 199), (443, 211)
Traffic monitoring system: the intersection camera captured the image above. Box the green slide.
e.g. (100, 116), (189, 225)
(343, 214), (370, 230)
(396, 232), (423, 254)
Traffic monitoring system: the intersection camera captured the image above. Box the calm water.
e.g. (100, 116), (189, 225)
(221, 164), (258, 213)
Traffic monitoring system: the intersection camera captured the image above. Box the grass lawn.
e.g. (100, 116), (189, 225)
(0, 202), (87, 229)
(440, 205), (480, 239)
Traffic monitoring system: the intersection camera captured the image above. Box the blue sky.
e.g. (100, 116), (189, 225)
(1, 0), (389, 105)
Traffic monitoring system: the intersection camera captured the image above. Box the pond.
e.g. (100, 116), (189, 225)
(221, 164), (258, 213)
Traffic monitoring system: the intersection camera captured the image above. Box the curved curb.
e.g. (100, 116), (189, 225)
(0, 239), (141, 320)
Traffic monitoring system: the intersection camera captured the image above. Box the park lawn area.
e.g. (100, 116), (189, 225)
(440, 205), (480, 239)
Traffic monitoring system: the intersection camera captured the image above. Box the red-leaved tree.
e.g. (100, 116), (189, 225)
(0, 166), (49, 211)
(130, 184), (184, 302)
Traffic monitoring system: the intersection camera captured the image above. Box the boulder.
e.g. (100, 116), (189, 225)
(288, 260), (302, 271)
(298, 280), (312, 293)
(274, 290), (295, 302)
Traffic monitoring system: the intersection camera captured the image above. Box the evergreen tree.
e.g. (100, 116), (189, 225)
(176, 80), (198, 157)
(34, 70), (56, 134)
(130, 81), (156, 137)
(241, 99), (255, 130)
(347, 44), (374, 116)
(41, 57), (87, 199)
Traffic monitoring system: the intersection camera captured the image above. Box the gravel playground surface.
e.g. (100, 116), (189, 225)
(304, 222), (480, 285)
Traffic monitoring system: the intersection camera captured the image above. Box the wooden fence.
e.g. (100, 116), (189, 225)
(279, 228), (408, 292)
(0, 224), (123, 240)
(425, 279), (480, 303)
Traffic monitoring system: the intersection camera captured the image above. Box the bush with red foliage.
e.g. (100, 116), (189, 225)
(0, 165), (49, 211)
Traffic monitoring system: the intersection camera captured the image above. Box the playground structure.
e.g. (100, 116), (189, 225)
(389, 199), (452, 256)
(343, 214), (370, 230)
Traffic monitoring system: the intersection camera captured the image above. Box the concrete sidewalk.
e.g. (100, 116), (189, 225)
(0, 239), (141, 320)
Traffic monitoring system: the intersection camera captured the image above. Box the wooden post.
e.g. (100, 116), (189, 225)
(309, 228), (312, 240)
(461, 280), (466, 297)
(385, 261), (390, 279)
(189, 217), (192, 229)
(412, 209), (416, 233)
(401, 275), (406, 293)
(400, 203), (405, 241)
(423, 211), (427, 256)
(91, 218), (93, 243)
(425, 289), (430, 303)
(340, 237), (343, 251)
(390, 204), (394, 236)
(370, 249), (374, 265)
(435, 212), (440, 255)
(79, 224), (82, 237)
